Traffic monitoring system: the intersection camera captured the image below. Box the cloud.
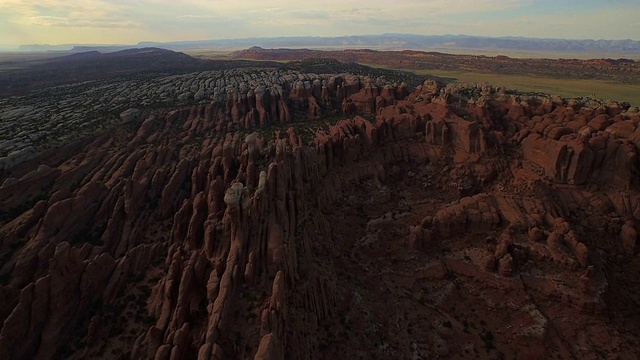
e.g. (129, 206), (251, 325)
(0, 0), (638, 46)
(177, 15), (213, 19)
(289, 10), (332, 20)
(2, 0), (137, 28)
(27, 15), (140, 28)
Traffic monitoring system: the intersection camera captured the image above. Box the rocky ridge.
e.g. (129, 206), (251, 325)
(0, 67), (410, 171)
(0, 72), (639, 359)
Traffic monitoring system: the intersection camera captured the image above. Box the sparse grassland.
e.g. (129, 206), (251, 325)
(420, 69), (640, 105)
(362, 64), (640, 106)
(394, 47), (640, 61)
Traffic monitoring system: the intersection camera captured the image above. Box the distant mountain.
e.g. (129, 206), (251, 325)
(15, 34), (640, 56)
(68, 45), (135, 53)
(0, 48), (283, 97)
(22, 47), (209, 78)
(138, 34), (640, 55)
(17, 44), (131, 52)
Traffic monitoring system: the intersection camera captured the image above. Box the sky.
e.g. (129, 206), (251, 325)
(0, 0), (639, 47)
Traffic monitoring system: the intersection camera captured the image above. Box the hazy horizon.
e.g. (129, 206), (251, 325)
(1, 0), (639, 48)
(6, 33), (640, 48)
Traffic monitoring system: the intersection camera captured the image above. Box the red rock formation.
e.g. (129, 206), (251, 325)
(1, 79), (640, 360)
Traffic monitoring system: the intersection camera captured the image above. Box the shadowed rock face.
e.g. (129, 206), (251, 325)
(1, 72), (640, 360)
